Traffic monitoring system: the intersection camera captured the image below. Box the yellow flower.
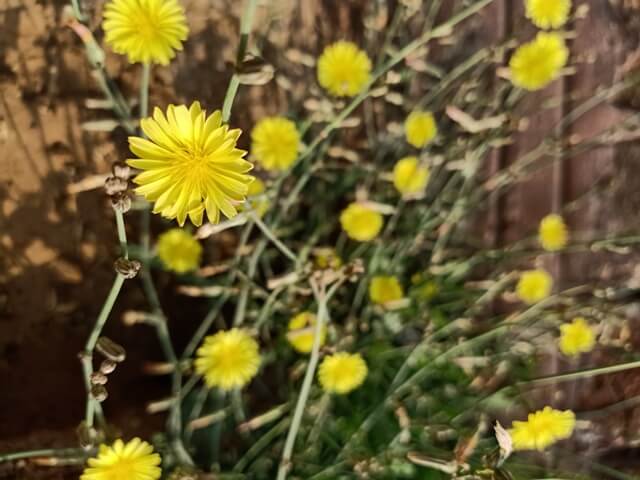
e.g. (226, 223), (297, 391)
(103, 0), (188, 65)
(317, 41), (372, 97)
(195, 329), (260, 390)
(405, 111), (437, 149)
(369, 275), (404, 305)
(81, 438), (161, 480)
(509, 32), (568, 91)
(393, 156), (430, 196)
(559, 317), (595, 357)
(340, 203), (383, 242)
(287, 311), (327, 354)
(516, 269), (553, 304)
(312, 247), (343, 270)
(510, 406), (575, 451)
(318, 352), (368, 394)
(156, 228), (202, 274)
(525, 0), (571, 29)
(128, 102), (254, 227)
(539, 214), (568, 251)
(251, 117), (300, 171)
(243, 177), (269, 216)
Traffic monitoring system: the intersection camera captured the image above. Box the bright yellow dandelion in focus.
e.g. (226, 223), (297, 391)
(340, 203), (383, 242)
(102, 0), (189, 65)
(369, 275), (404, 306)
(195, 329), (260, 390)
(525, 0), (571, 29)
(510, 406), (575, 451)
(509, 32), (569, 91)
(516, 269), (553, 304)
(559, 317), (595, 357)
(128, 102), (254, 227)
(80, 438), (161, 480)
(393, 156), (430, 196)
(251, 117), (300, 171)
(287, 311), (326, 354)
(317, 41), (372, 97)
(157, 228), (202, 274)
(405, 111), (437, 149)
(539, 214), (568, 251)
(318, 352), (368, 394)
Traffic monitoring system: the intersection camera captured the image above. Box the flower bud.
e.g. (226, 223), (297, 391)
(96, 336), (126, 363)
(91, 384), (108, 402)
(114, 258), (141, 279)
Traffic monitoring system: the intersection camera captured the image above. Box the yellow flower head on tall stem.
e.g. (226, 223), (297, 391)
(539, 214), (568, 251)
(81, 438), (161, 480)
(287, 311), (326, 354)
(525, 0), (572, 29)
(156, 228), (202, 274)
(195, 329), (260, 390)
(405, 111), (437, 149)
(317, 41), (372, 97)
(103, 0), (189, 65)
(340, 202), (383, 242)
(509, 32), (569, 91)
(510, 406), (576, 451)
(369, 275), (404, 306)
(516, 269), (553, 304)
(251, 117), (300, 171)
(128, 102), (254, 227)
(318, 352), (368, 394)
(559, 317), (595, 357)
(393, 156), (430, 196)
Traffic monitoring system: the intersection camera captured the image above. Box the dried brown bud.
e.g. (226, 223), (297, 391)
(91, 384), (108, 402)
(104, 175), (128, 196)
(100, 359), (118, 374)
(114, 258), (141, 279)
(111, 192), (132, 213)
(112, 162), (131, 180)
(96, 336), (126, 363)
(76, 421), (98, 450)
(90, 371), (108, 385)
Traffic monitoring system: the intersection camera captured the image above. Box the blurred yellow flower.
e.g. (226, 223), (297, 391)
(157, 228), (202, 274)
(318, 352), (368, 394)
(340, 203), (383, 242)
(510, 406), (575, 451)
(195, 329), (260, 390)
(317, 41), (372, 97)
(103, 0), (188, 65)
(128, 102), (254, 227)
(516, 269), (552, 304)
(369, 275), (404, 305)
(393, 156), (430, 196)
(539, 214), (568, 251)
(81, 438), (161, 480)
(510, 32), (568, 91)
(287, 311), (326, 354)
(405, 111), (437, 149)
(313, 247), (343, 270)
(251, 117), (300, 171)
(244, 177), (269, 216)
(525, 0), (571, 29)
(559, 317), (595, 357)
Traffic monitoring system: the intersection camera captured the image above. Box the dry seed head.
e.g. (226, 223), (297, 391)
(96, 336), (126, 363)
(90, 371), (108, 385)
(104, 175), (128, 196)
(100, 359), (117, 374)
(90, 384), (108, 402)
(111, 192), (132, 213)
(112, 162), (131, 180)
(114, 258), (141, 279)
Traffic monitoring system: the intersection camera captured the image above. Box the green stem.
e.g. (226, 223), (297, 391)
(251, 212), (298, 263)
(140, 62), (151, 121)
(0, 447), (87, 464)
(522, 359), (640, 388)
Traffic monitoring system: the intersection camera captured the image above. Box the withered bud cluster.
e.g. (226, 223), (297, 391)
(87, 337), (127, 403)
(105, 162), (132, 213)
(114, 257), (141, 278)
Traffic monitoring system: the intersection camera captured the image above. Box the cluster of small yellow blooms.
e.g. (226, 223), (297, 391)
(156, 228), (201, 274)
(81, 438), (161, 480)
(516, 269), (553, 304)
(369, 275), (404, 306)
(251, 117), (300, 171)
(539, 213), (568, 251)
(559, 317), (596, 357)
(404, 111), (437, 149)
(340, 203), (384, 242)
(318, 352), (368, 394)
(510, 406), (576, 451)
(393, 156), (430, 196)
(287, 311), (326, 354)
(317, 41), (372, 97)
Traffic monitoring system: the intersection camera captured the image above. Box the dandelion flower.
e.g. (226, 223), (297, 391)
(195, 329), (260, 390)
(128, 102), (254, 227)
(510, 32), (569, 91)
(317, 41), (372, 97)
(510, 406), (575, 451)
(405, 111), (437, 149)
(539, 214), (568, 251)
(369, 275), (404, 305)
(287, 311), (326, 354)
(525, 0), (571, 29)
(103, 0), (188, 65)
(393, 156), (430, 196)
(340, 203), (383, 242)
(559, 317), (595, 357)
(318, 352), (368, 394)
(156, 228), (202, 274)
(516, 269), (553, 304)
(313, 247), (342, 270)
(251, 117), (300, 171)
(81, 438), (161, 480)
